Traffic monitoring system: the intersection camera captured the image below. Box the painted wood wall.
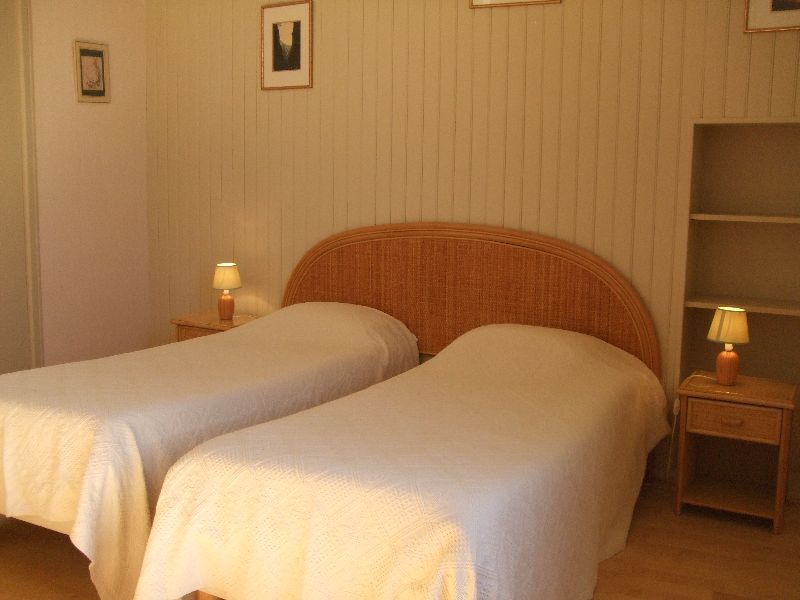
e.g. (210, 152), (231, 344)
(146, 0), (800, 398)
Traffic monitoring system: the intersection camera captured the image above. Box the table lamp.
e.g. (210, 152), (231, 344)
(706, 306), (749, 386)
(212, 262), (242, 321)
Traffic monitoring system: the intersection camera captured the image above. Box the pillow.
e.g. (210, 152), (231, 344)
(229, 301), (420, 374)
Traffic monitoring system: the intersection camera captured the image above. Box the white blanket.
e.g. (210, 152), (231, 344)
(135, 324), (668, 600)
(0, 302), (418, 600)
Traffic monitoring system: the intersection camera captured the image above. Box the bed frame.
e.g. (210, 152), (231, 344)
(284, 222), (661, 378)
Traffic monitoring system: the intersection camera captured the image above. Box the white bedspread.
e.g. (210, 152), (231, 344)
(0, 302), (418, 600)
(135, 324), (668, 600)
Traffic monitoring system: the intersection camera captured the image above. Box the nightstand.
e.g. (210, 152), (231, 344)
(170, 310), (259, 342)
(675, 370), (796, 533)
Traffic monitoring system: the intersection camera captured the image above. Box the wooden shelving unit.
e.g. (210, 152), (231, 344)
(681, 122), (800, 501)
(689, 213), (800, 225)
(681, 478), (775, 519)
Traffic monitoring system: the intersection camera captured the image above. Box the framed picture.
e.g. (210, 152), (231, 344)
(261, 0), (313, 90)
(74, 41), (110, 103)
(745, 0), (800, 32)
(471, 0), (560, 7)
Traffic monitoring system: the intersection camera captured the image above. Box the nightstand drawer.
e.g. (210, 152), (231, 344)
(687, 398), (781, 445)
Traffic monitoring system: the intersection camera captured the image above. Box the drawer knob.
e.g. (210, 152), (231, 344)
(721, 417), (744, 427)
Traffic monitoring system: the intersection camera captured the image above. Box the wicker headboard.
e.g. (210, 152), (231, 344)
(283, 223), (661, 378)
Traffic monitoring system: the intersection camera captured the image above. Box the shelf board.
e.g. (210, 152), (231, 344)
(682, 479), (775, 520)
(690, 213), (800, 225)
(685, 296), (800, 317)
(694, 117), (800, 125)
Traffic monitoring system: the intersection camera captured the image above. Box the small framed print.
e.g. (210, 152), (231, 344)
(74, 41), (110, 103)
(471, 0), (560, 7)
(745, 0), (800, 32)
(261, 0), (313, 90)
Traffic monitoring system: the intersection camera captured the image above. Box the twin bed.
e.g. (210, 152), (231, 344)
(0, 223), (668, 600)
(0, 302), (418, 599)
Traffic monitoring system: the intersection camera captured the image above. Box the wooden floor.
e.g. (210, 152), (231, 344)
(595, 485), (800, 599)
(1, 483), (798, 600)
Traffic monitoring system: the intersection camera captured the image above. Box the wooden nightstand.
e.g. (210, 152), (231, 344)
(170, 310), (259, 342)
(675, 370), (796, 533)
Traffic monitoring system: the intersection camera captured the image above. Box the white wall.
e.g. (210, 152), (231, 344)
(31, 0), (149, 364)
(146, 0), (800, 494)
(146, 0), (800, 392)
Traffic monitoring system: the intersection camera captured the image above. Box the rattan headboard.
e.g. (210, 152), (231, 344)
(283, 223), (661, 377)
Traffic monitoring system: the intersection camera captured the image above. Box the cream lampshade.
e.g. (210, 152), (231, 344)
(212, 262), (242, 321)
(706, 306), (749, 386)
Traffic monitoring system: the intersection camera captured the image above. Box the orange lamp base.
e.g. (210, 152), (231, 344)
(715, 348), (740, 386)
(218, 292), (234, 321)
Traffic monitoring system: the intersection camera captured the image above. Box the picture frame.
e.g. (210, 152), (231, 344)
(73, 41), (110, 103)
(261, 0), (313, 90)
(745, 0), (800, 32)
(470, 0), (560, 7)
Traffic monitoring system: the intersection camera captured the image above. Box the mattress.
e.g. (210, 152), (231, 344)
(134, 324), (668, 600)
(0, 302), (418, 600)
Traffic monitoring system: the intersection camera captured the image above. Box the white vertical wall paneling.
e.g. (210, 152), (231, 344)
(593, 0), (622, 263)
(245, 2), (264, 315)
(255, 106), (271, 315)
(613, 0), (642, 280)
(197, 2), (214, 312)
(208, 1), (226, 282)
(254, 8), (270, 315)
(503, 9), (526, 231)
(469, 9), (490, 225)
(220, 0), (235, 265)
(747, 33), (774, 116)
(361, 0), (378, 227)
(668, 0), (707, 399)
(420, 0), (440, 222)
(485, 10), (508, 228)
(167, 0), (191, 316)
(231, 1), (248, 297)
(374, 0), (393, 226)
(280, 92), (295, 287)
(770, 34), (799, 117)
(390, 1), (408, 223)
(702, 0), (728, 119)
(538, 7), (563, 237)
(266, 72), (283, 311)
(574, 0), (601, 252)
(651, 0), (686, 389)
(556, 0), (581, 243)
(346, 0), (364, 230)
(520, 8), (544, 235)
(631, 1), (662, 299)
(406, 0), (425, 223)
(332, 1), (348, 233)
(724, 0), (750, 117)
(322, 0), (337, 239)
(293, 91), (310, 273)
(436, 0), (457, 223)
(452, 3), (472, 224)
(147, 0), (800, 393)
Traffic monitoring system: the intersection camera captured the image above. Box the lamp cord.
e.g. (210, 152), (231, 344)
(666, 396), (679, 481)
